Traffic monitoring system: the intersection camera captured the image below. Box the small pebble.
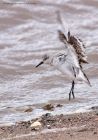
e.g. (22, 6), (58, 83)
(30, 121), (42, 130)
(93, 131), (97, 135)
(43, 104), (54, 111)
(56, 104), (63, 107)
(47, 125), (51, 129)
(24, 108), (33, 112)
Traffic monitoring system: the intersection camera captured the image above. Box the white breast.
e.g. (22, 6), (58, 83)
(52, 55), (75, 80)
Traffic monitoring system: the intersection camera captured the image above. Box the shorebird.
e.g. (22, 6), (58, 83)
(36, 13), (91, 100)
(36, 41), (91, 100)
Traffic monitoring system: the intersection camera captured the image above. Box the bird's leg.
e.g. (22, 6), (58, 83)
(69, 90), (71, 101)
(69, 80), (75, 100)
(69, 83), (72, 101)
(72, 81), (75, 99)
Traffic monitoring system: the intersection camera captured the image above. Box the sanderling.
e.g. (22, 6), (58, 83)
(36, 13), (91, 100)
(36, 43), (91, 100)
(57, 30), (91, 100)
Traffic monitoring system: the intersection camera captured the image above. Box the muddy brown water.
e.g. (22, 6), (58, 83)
(0, 0), (98, 126)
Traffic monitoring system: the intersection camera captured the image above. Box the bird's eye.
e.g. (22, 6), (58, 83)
(59, 57), (62, 61)
(58, 55), (66, 63)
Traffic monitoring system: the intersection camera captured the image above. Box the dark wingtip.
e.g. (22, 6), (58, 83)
(58, 30), (67, 43)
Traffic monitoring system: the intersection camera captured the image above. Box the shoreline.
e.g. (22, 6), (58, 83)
(0, 110), (98, 140)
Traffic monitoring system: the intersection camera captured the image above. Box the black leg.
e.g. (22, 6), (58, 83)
(69, 83), (73, 101)
(69, 90), (71, 101)
(72, 81), (75, 99)
(69, 81), (75, 100)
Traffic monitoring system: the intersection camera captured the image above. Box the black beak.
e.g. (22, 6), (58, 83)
(36, 61), (44, 68)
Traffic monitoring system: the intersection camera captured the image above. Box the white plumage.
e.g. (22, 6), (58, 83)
(36, 12), (91, 100)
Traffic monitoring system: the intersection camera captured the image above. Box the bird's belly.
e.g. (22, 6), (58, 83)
(55, 64), (74, 80)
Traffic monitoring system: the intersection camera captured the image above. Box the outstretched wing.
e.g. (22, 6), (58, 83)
(68, 33), (88, 65)
(57, 11), (88, 66)
(57, 14), (91, 86)
(58, 30), (80, 68)
(57, 11), (69, 39)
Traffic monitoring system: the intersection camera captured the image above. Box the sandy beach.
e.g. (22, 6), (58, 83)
(0, 110), (98, 140)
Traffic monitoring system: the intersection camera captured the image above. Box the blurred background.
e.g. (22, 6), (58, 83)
(0, 0), (98, 126)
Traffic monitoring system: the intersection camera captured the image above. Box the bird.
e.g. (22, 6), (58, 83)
(36, 41), (91, 100)
(57, 30), (91, 100)
(36, 13), (91, 100)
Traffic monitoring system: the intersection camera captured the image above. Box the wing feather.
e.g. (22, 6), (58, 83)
(57, 11), (88, 66)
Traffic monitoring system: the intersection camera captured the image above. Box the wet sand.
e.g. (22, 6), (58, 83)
(0, 110), (98, 140)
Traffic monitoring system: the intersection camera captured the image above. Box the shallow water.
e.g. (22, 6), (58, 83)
(0, 0), (98, 125)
